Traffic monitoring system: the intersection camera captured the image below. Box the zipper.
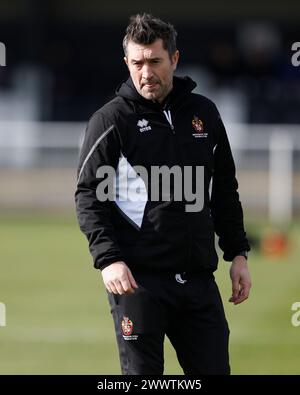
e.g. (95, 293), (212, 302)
(138, 109), (175, 134)
(162, 108), (192, 274)
(163, 109), (175, 133)
(139, 103), (193, 273)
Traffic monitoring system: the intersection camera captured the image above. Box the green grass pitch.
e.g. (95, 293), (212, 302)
(0, 213), (300, 374)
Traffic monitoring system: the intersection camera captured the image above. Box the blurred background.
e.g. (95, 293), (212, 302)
(0, 0), (300, 374)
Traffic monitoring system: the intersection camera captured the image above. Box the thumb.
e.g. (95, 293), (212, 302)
(127, 268), (139, 289)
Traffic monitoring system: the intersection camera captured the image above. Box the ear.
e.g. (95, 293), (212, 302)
(171, 50), (179, 71)
(124, 57), (128, 67)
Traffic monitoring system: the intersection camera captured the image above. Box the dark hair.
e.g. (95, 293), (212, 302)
(123, 13), (177, 59)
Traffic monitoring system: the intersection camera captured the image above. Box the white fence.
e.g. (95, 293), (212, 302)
(0, 121), (300, 219)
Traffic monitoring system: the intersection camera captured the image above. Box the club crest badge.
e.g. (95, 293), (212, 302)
(121, 316), (138, 340)
(122, 316), (133, 336)
(192, 116), (208, 138)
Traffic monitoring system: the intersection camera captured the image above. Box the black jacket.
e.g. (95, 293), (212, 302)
(75, 76), (250, 274)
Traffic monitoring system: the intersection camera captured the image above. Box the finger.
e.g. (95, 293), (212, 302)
(108, 282), (118, 295)
(241, 283), (251, 299)
(114, 279), (126, 295)
(233, 295), (248, 305)
(119, 278), (134, 294)
(233, 287), (250, 305)
(230, 278), (240, 301)
(118, 271), (135, 294)
(106, 284), (113, 293)
(127, 269), (139, 289)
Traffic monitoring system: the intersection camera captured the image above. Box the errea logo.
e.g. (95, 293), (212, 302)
(137, 119), (152, 133)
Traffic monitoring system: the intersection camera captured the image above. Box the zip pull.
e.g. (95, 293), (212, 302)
(163, 109), (175, 132)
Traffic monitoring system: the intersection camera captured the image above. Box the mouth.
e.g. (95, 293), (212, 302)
(142, 82), (159, 90)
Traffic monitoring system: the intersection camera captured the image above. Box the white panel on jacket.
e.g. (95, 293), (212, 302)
(115, 154), (148, 228)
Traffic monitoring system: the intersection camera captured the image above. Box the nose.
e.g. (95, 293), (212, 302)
(141, 64), (154, 80)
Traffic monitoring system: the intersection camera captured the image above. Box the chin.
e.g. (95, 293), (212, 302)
(143, 92), (156, 100)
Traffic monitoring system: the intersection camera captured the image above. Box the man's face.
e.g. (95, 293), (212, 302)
(124, 39), (179, 103)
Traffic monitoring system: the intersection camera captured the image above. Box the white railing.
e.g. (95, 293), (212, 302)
(0, 121), (299, 220)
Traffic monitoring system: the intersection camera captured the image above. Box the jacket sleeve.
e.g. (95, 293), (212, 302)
(210, 105), (250, 261)
(75, 111), (125, 270)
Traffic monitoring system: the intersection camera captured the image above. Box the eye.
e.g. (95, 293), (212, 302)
(132, 61), (142, 67)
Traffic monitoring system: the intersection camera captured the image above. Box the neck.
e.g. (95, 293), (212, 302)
(155, 83), (173, 104)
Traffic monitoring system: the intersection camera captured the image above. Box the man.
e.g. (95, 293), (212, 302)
(75, 13), (251, 375)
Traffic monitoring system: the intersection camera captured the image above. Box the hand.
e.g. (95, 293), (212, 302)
(229, 256), (252, 305)
(101, 261), (139, 295)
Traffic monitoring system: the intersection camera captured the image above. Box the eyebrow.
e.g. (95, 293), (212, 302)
(131, 57), (162, 63)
